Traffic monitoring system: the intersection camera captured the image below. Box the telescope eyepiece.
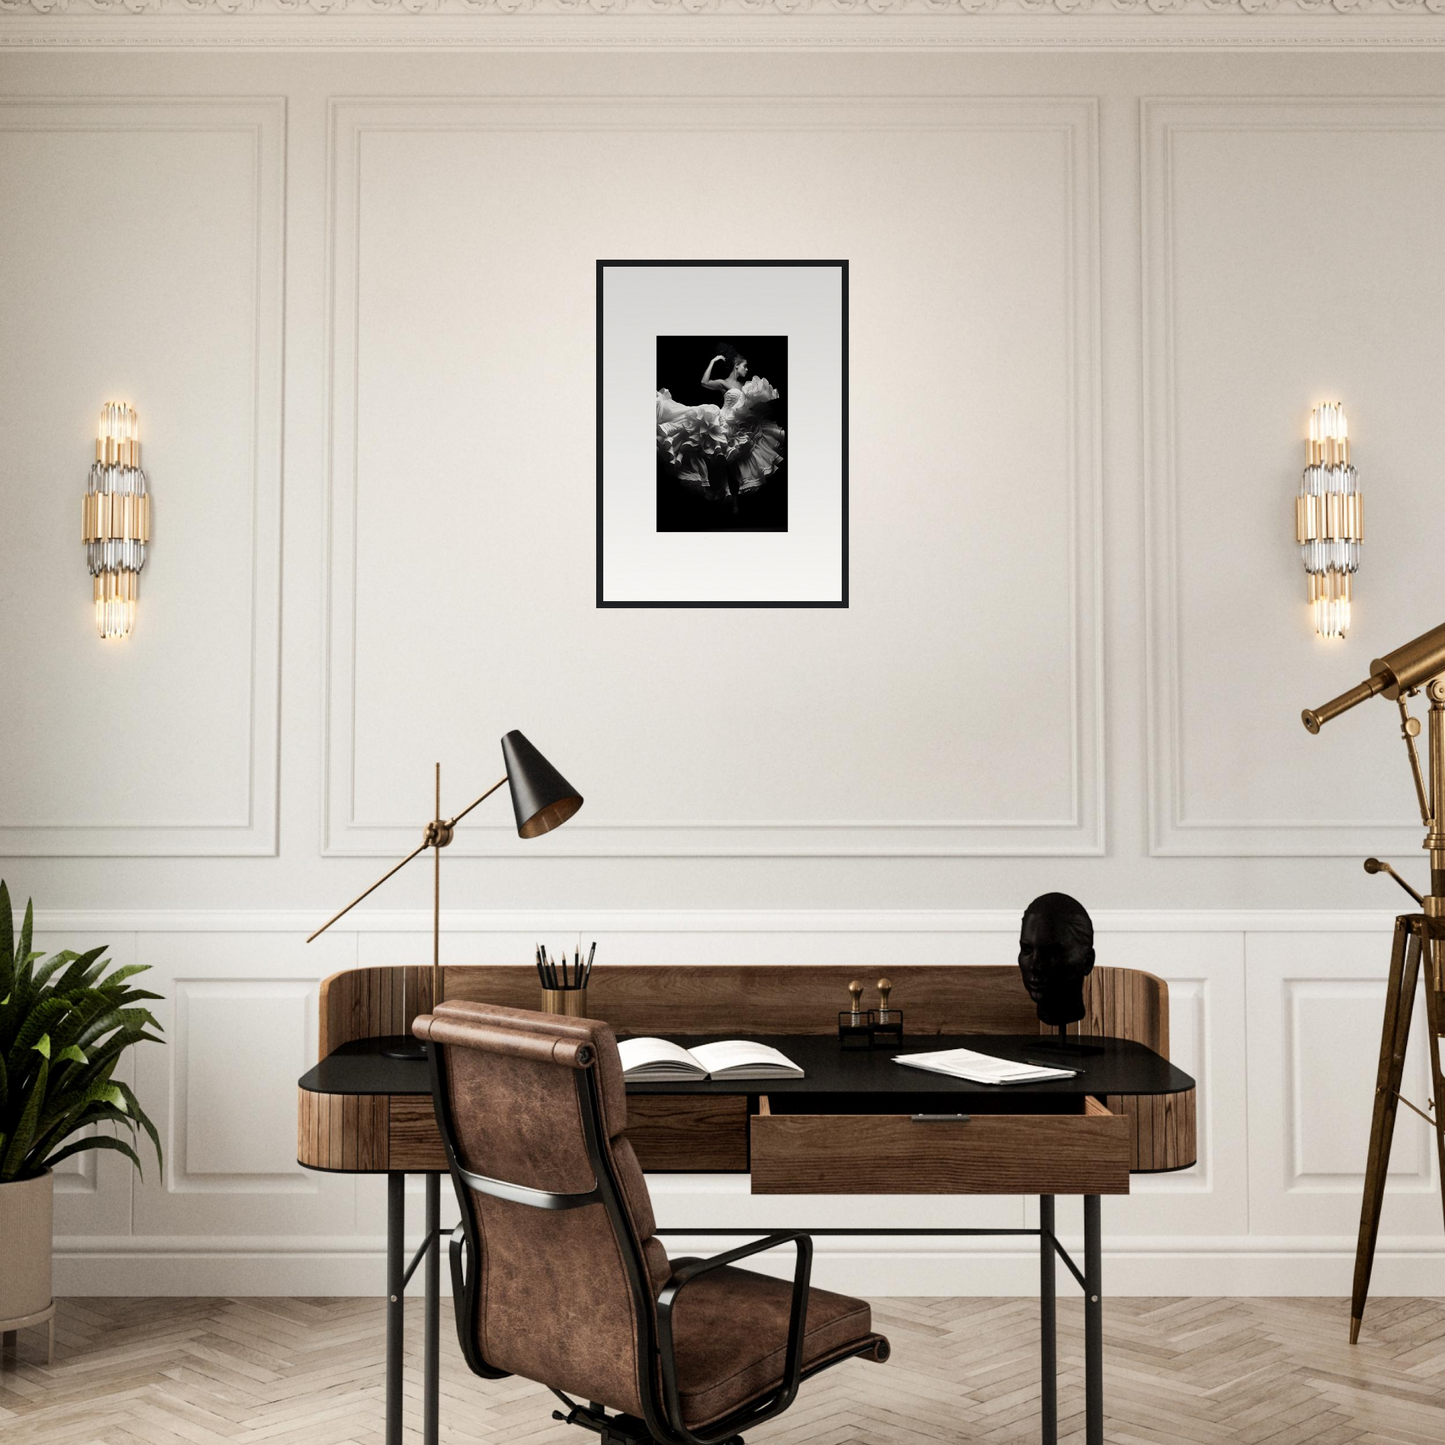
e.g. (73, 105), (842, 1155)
(1302, 709), (1323, 735)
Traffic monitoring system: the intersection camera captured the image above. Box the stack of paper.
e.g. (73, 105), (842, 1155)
(893, 1048), (1077, 1085)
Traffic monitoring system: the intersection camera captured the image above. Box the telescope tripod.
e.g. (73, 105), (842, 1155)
(1349, 678), (1445, 1342)
(1351, 913), (1445, 1342)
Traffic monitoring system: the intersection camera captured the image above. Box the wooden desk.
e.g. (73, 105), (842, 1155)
(297, 965), (1195, 1445)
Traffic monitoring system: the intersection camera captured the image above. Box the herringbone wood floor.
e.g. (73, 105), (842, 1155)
(2, 1296), (1444, 1444)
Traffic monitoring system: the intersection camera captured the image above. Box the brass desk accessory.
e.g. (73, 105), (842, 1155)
(306, 731), (583, 1059)
(838, 979), (870, 1049)
(1302, 617), (1445, 1341)
(871, 976), (904, 1047)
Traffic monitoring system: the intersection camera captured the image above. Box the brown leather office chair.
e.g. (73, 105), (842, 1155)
(413, 1001), (889, 1445)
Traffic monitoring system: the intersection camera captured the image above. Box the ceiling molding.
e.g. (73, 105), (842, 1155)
(6, 8), (1445, 52)
(6, 0), (1445, 14)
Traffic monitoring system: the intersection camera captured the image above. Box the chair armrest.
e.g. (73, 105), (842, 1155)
(654, 1232), (814, 1445)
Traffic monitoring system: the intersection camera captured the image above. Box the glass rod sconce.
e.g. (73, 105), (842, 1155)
(1297, 401), (1362, 640)
(82, 402), (150, 640)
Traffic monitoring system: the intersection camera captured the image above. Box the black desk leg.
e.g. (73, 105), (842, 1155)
(1083, 1194), (1103, 1445)
(1039, 1195), (1056, 1445)
(386, 1172), (405, 1445)
(425, 1173), (441, 1445)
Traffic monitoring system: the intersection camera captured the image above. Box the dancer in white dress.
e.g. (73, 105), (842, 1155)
(656, 343), (785, 510)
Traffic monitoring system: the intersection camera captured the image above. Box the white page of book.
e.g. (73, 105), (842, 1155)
(617, 1037), (704, 1074)
(689, 1040), (802, 1075)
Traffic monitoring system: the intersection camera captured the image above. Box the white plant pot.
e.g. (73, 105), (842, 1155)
(0, 1170), (54, 1328)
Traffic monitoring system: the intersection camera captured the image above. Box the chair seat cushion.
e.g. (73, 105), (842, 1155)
(665, 1262), (885, 1428)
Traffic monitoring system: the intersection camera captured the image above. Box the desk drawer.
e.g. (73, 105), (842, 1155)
(625, 1094), (749, 1172)
(750, 1095), (1130, 1195)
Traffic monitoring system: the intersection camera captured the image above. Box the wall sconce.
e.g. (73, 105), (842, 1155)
(82, 402), (150, 640)
(1297, 401), (1362, 640)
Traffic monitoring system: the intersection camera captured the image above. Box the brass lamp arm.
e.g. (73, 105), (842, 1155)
(445, 775), (508, 831)
(306, 838), (432, 943)
(305, 773), (508, 944)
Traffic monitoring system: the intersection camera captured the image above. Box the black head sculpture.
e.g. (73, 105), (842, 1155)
(1018, 892), (1096, 1028)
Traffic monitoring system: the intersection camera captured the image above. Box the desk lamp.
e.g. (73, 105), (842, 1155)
(307, 730), (583, 1058)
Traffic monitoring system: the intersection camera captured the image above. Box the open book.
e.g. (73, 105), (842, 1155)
(617, 1037), (804, 1082)
(894, 1047), (1077, 1086)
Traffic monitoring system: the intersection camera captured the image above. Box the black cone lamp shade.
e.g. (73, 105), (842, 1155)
(502, 730), (584, 839)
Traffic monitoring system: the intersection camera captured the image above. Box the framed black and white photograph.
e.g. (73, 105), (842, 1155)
(597, 260), (847, 607)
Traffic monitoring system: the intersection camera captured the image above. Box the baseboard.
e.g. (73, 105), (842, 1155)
(52, 1236), (1445, 1298)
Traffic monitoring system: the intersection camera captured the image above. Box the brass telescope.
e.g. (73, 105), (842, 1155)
(1302, 616), (1445, 1346)
(1302, 617), (1445, 732)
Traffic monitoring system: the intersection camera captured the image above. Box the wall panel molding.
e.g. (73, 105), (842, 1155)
(30, 905), (1409, 934)
(9, 10), (1445, 55)
(0, 97), (285, 857)
(20, 906), (1436, 1296)
(1142, 97), (1445, 858)
(323, 96), (1103, 858)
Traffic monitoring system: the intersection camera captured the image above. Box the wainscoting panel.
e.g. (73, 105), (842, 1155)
(129, 930), (359, 1242)
(0, 98), (285, 857)
(1245, 929), (1442, 1240)
(31, 908), (1445, 1297)
(1143, 98), (1445, 857)
(324, 97), (1103, 859)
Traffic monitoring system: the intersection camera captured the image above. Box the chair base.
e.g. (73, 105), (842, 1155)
(552, 1399), (742, 1445)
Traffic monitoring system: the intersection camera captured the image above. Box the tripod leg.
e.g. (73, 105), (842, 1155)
(1419, 930), (1445, 1244)
(1351, 918), (1421, 1343)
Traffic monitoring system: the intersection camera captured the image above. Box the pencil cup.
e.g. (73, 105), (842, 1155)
(542, 987), (588, 1017)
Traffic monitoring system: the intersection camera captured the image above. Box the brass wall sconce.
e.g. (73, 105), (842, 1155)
(83, 402), (150, 640)
(1297, 401), (1362, 640)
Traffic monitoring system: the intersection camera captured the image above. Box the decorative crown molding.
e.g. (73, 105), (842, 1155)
(5, 0), (1445, 13)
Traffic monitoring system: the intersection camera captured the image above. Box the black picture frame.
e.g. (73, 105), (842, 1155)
(596, 258), (849, 609)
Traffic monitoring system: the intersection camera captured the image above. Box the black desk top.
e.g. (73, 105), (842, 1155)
(299, 1034), (1194, 1100)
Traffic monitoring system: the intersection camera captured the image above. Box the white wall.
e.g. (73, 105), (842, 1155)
(4, 35), (1445, 1294)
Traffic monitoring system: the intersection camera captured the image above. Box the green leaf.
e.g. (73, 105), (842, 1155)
(51, 947), (111, 997)
(0, 880), (12, 990)
(17, 898), (32, 986)
(40, 1133), (142, 1177)
(8, 998), (71, 1072)
(55, 1044), (87, 1066)
(76, 1007), (162, 1051)
(1, 1050), (47, 1180)
(92, 964), (152, 989)
(112, 1080), (163, 1173)
(33, 1033), (50, 1060)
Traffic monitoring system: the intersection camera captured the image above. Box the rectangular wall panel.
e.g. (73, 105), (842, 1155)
(1143, 99), (1445, 857)
(1246, 930), (1441, 1240)
(0, 99), (284, 856)
(324, 98), (1103, 858)
(130, 931), (359, 1241)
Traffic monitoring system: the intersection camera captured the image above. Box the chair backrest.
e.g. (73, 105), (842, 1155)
(413, 1001), (671, 1417)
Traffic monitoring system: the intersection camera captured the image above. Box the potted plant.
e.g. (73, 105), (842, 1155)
(0, 881), (164, 1343)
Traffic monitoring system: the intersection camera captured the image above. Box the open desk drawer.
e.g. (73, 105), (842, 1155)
(750, 1093), (1131, 1195)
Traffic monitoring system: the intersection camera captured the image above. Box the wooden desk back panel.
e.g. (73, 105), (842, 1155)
(319, 964), (1167, 1055)
(311, 964), (1192, 1174)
